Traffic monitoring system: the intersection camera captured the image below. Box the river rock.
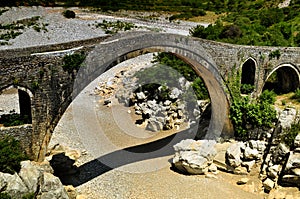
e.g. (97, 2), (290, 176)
(263, 178), (275, 192)
(278, 107), (297, 129)
(242, 160), (256, 172)
(169, 87), (182, 99)
(243, 147), (260, 160)
(226, 142), (244, 168)
(0, 172), (29, 198)
(172, 139), (217, 174)
(267, 164), (281, 179)
(237, 177), (249, 185)
(285, 152), (300, 171)
(38, 172), (69, 199)
(294, 133), (300, 148)
(19, 160), (43, 193)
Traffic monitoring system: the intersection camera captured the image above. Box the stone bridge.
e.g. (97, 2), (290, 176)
(1, 32), (300, 161)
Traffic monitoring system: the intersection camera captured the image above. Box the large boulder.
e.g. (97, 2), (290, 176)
(0, 160), (71, 199)
(38, 172), (69, 199)
(0, 172), (29, 198)
(225, 142), (244, 168)
(19, 160), (43, 194)
(278, 107), (297, 129)
(172, 139), (217, 175)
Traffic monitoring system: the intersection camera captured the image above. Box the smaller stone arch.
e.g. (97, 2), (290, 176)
(0, 85), (33, 125)
(263, 63), (300, 94)
(240, 57), (257, 94)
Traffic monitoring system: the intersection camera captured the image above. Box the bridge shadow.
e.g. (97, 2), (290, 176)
(57, 126), (198, 187)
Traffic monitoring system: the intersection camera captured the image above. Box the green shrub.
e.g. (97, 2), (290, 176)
(0, 113), (31, 127)
(259, 89), (276, 104)
(0, 193), (11, 199)
(230, 90), (277, 140)
(0, 136), (28, 174)
(151, 52), (209, 100)
(282, 120), (300, 148)
(269, 49), (281, 60)
(62, 52), (86, 73)
(94, 20), (135, 34)
(62, 10), (76, 19)
(240, 84), (255, 94)
(293, 88), (300, 101)
(22, 192), (35, 199)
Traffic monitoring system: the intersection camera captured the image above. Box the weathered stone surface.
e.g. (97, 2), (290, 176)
(172, 139), (217, 175)
(294, 133), (300, 148)
(64, 185), (77, 199)
(244, 147), (260, 160)
(272, 143), (290, 163)
(0, 172), (29, 198)
(226, 142), (244, 168)
(208, 163), (218, 173)
(169, 87), (182, 99)
(292, 168), (300, 176)
(267, 165), (281, 179)
(286, 152), (300, 170)
(237, 178), (249, 185)
(263, 178), (275, 192)
(242, 160), (256, 172)
(146, 117), (164, 132)
(19, 160), (43, 193)
(0, 159), (70, 199)
(233, 166), (248, 175)
(248, 140), (266, 153)
(38, 172), (69, 199)
(278, 107), (297, 129)
(281, 175), (300, 186)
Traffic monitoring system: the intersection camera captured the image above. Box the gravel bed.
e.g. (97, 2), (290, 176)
(0, 7), (207, 50)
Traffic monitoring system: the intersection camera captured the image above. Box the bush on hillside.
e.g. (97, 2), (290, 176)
(62, 10), (76, 19)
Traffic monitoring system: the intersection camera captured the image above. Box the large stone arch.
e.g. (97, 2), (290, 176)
(263, 63), (300, 94)
(73, 32), (233, 139)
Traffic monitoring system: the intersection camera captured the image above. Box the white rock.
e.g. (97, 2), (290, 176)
(294, 133), (300, 148)
(0, 172), (29, 198)
(237, 178), (249, 185)
(38, 172), (69, 199)
(226, 142), (243, 168)
(19, 160), (43, 193)
(268, 165), (281, 179)
(263, 178), (275, 192)
(208, 164), (218, 173)
(242, 160), (256, 172)
(244, 147), (260, 160)
(172, 139), (217, 175)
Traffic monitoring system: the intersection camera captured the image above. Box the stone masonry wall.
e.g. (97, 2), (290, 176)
(1, 32), (300, 161)
(0, 124), (33, 155)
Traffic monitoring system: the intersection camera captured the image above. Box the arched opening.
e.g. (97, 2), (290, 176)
(263, 64), (300, 94)
(0, 86), (32, 127)
(241, 58), (256, 94)
(73, 33), (232, 141)
(49, 32), (233, 184)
